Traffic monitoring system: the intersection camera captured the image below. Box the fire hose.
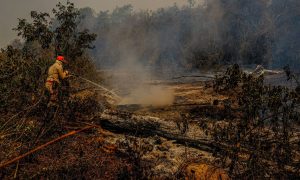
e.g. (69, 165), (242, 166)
(0, 125), (95, 169)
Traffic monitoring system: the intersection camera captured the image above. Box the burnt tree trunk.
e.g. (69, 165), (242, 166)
(91, 110), (298, 174)
(94, 110), (217, 152)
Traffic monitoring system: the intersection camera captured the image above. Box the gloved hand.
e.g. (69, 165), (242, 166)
(65, 70), (69, 77)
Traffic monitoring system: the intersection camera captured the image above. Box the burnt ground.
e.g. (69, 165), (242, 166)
(1, 78), (228, 179)
(1, 73), (299, 179)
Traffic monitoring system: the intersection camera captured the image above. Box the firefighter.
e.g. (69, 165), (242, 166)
(44, 55), (69, 122)
(45, 55), (69, 105)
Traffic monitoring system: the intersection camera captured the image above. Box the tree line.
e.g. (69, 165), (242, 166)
(76, 0), (300, 71)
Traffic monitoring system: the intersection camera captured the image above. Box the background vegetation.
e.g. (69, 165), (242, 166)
(75, 0), (300, 71)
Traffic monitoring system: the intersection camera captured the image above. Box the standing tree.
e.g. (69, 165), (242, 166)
(14, 1), (97, 63)
(0, 1), (97, 112)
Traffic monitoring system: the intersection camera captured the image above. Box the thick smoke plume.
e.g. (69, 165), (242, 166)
(76, 0), (300, 104)
(78, 0), (299, 70)
(102, 37), (175, 106)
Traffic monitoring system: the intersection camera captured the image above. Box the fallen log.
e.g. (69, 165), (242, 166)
(93, 110), (299, 174)
(95, 110), (216, 152)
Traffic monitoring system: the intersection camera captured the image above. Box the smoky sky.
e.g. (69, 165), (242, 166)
(0, 0), (202, 48)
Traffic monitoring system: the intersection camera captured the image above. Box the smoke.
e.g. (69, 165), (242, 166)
(74, 0), (300, 104)
(79, 1), (226, 73)
(119, 85), (174, 106)
(102, 29), (175, 106)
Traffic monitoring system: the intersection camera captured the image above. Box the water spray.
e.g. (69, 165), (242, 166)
(71, 73), (122, 101)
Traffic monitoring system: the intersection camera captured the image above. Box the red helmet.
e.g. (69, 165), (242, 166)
(56, 56), (68, 63)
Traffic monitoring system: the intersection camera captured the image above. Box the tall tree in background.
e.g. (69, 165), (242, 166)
(14, 1), (96, 62)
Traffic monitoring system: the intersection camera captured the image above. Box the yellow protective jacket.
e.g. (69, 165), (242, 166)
(46, 60), (68, 83)
(45, 60), (68, 94)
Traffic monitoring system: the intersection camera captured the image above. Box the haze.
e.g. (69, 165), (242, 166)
(0, 0), (202, 48)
